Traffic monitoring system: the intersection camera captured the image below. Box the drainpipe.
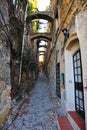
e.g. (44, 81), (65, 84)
(19, 1), (29, 86)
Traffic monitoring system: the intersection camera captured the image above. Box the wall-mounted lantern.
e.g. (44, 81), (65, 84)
(62, 28), (69, 43)
(62, 28), (69, 38)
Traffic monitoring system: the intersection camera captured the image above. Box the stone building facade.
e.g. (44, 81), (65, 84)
(0, 0), (27, 126)
(47, 0), (87, 129)
(0, 0), (11, 127)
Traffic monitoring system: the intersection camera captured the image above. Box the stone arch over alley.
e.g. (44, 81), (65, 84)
(26, 11), (54, 23)
(31, 33), (52, 41)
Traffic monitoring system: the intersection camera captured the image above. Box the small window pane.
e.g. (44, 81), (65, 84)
(75, 69), (77, 74)
(76, 90), (78, 96)
(77, 52), (80, 59)
(74, 62), (77, 67)
(80, 100), (83, 108)
(74, 55), (76, 61)
(78, 75), (81, 82)
(77, 105), (79, 109)
(77, 60), (80, 67)
(78, 68), (81, 74)
(76, 98), (79, 105)
(75, 76), (77, 82)
(79, 91), (83, 99)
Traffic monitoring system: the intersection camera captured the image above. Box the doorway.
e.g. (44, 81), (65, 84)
(73, 50), (85, 118)
(56, 63), (61, 98)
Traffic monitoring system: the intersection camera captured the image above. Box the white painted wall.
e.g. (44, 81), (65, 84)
(76, 10), (87, 130)
(65, 50), (75, 111)
(65, 39), (80, 111)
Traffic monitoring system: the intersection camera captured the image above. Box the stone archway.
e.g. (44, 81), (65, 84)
(31, 33), (52, 41)
(65, 33), (80, 111)
(26, 11), (54, 23)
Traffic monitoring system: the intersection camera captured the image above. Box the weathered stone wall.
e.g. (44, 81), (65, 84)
(0, 41), (11, 126)
(47, 48), (56, 97)
(0, 0), (11, 127)
(49, 0), (87, 121)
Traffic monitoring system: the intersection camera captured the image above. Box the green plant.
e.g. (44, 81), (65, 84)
(27, 2), (38, 14)
(32, 19), (39, 33)
(29, 62), (38, 71)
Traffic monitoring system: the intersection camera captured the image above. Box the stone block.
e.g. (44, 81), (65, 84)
(0, 108), (10, 127)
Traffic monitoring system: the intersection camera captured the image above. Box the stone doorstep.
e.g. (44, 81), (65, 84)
(67, 111), (85, 130)
(57, 117), (74, 130)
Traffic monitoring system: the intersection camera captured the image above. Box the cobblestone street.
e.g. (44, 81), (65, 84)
(7, 73), (60, 130)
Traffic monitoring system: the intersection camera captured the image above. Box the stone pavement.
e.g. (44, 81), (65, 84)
(7, 73), (62, 130)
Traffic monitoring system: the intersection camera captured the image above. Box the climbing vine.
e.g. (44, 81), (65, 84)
(27, 1), (39, 33)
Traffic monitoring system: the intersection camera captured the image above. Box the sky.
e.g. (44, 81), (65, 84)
(38, 0), (50, 11)
(38, 0), (50, 62)
(38, 0), (50, 33)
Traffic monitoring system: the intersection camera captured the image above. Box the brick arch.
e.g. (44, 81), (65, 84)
(26, 11), (54, 23)
(38, 45), (47, 48)
(31, 33), (52, 41)
(65, 33), (79, 50)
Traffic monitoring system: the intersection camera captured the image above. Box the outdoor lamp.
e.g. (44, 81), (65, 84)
(62, 28), (69, 38)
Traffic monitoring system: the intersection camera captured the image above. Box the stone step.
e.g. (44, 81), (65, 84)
(57, 117), (74, 130)
(67, 111), (85, 130)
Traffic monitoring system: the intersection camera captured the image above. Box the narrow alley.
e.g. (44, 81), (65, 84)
(7, 73), (60, 130)
(0, 0), (87, 129)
